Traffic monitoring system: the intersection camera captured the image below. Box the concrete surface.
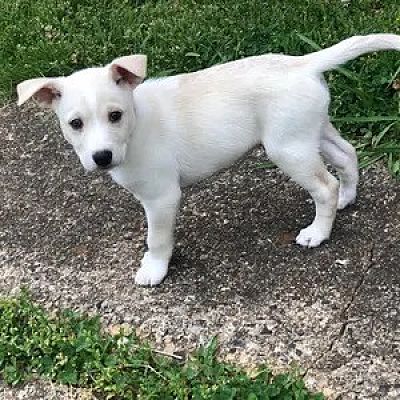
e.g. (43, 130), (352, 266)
(0, 103), (399, 399)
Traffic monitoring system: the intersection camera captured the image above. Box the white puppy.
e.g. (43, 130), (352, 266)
(18, 34), (400, 285)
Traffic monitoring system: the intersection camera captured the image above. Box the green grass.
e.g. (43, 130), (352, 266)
(0, 291), (323, 399)
(0, 0), (399, 173)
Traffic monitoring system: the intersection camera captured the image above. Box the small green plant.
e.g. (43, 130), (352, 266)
(0, 291), (323, 399)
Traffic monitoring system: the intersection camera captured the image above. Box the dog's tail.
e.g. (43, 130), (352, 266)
(303, 34), (400, 73)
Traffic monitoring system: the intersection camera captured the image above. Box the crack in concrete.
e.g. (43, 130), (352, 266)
(304, 245), (376, 377)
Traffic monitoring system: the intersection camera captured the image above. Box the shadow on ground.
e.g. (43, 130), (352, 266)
(0, 104), (399, 399)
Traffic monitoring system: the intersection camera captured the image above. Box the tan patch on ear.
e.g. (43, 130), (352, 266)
(114, 65), (141, 86)
(34, 86), (60, 104)
(17, 77), (61, 107)
(110, 54), (147, 88)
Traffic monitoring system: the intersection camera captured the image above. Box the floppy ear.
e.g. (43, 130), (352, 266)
(109, 54), (147, 89)
(17, 77), (61, 108)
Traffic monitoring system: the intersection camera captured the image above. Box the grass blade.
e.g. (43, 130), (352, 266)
(387, 64), (400, 88)
(369, 146), (400, 154)
(359, 154), (385, 168)
(331, 116), (400, 123)
(372, 122), (397, 147)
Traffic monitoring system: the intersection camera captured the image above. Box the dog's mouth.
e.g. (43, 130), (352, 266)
(97, 162), (125, 173)
(83, 161), (119, 173)
(97, 164), (115, 171)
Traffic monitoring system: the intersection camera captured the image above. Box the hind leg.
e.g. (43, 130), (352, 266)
(263, 124), (339, 248)
(321, 122), (358, 209)
(293, 164), (338, 247)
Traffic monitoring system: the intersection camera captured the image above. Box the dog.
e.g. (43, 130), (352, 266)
(17, 34), (400, 285)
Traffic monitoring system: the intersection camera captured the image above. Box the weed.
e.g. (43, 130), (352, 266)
(0, 291), (323, 399)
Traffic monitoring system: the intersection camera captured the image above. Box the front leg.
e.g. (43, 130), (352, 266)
(134, 187), (181, 286)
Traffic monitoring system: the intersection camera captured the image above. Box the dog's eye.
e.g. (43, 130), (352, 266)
(109, 111), (123, 123)
(69, 118), (83, 130)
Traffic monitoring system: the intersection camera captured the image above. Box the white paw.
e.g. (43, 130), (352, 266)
(296, 224), (329, 248)
(134, 252), (169, 286)
(337, 186), (356, 210)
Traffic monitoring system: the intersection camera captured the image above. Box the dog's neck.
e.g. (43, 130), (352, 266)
(108, 79), (176, 192)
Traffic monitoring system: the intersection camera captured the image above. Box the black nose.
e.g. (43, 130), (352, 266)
(93, 150), (113, 168)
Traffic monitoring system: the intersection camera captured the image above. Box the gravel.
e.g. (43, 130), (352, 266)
(0, 103), (399, 399)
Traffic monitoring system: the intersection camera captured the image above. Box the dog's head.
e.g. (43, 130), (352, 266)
(17, 55), (147, 171)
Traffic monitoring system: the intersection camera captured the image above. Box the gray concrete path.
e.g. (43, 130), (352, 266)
(0, 104), (399, 399)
